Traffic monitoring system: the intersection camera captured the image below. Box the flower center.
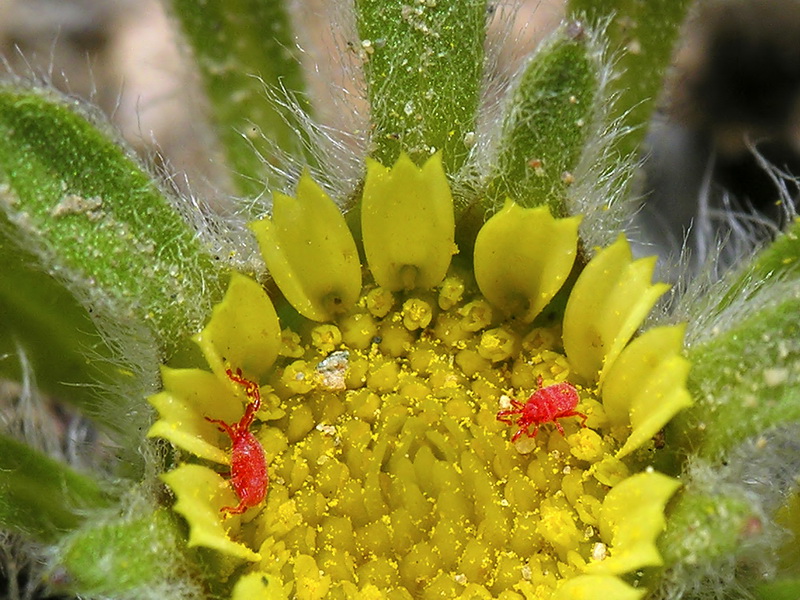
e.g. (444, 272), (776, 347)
(250, 273), (628, 597)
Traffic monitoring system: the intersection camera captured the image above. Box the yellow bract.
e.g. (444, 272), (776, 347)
(554, 574), (646, 600)
(474, 201), (580, 322)
(563, 236), (669, 382)
(162, 464), (261, 562)
(146, 157), (695, 600)
(602, 325), (693, 458)
(231, 572), (288, 600)
(146, 367), (242, 464)
(249, 173), (362, 321)
(592, 471), (681, 574)
(361, 153), (455, 291)
(193, 272), (281, 383)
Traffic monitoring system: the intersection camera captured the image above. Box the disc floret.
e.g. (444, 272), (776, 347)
(148, 154), (692, 599)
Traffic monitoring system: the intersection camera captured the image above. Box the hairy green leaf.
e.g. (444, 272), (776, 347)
(167, 0), (312, 196)
(660, 487), (756, 574)
(676, 294), (800, 459)
(356, 0), (486, 172)
(567, 0), (692, 157)
(486, 24), (597, 214)
(734, 219), (800, 294)
(0, 85), (224, 353)
(0, 434), (110, 541)
(57, 508), (199, 597)
(0, 233), (114, 402)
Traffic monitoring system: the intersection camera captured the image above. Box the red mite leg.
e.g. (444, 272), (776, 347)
(204, 368), (269, 516)
(560, 409), (588, 429)
(205, 416), (236, 439)
(225, 367), (261, 428)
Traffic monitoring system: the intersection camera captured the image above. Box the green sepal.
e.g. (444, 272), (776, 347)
(721, 217), (800, 307)
(486, 25), (597, 215)
(567, 0), (693, 157)
(0, 434), (110, 542)
(0, 84), (223, 353)
(659, 488), (755, 568)
(750, 218), (800, 278)
(755, 579), (800, 600)
(56, 507), (200, 597)
(355, 0), (486, 173)
(673, 294), (800, 459)
(167, 0), (312, 197)
(0, 230), (159, 473)
(0, 232), (117, 405)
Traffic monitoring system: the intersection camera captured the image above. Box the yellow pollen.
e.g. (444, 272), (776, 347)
(438, 276), (465, 310)
(310, 324), (342, 353)
(153, 169), (687, 600)
(241, 277), (630, 598)
(401, 297), (433, 331)
(365, 287), (394, 318)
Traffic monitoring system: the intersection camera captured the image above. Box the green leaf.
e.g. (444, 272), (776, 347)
(0, 85), (224, 353)
(1, 225), (159, 474)
(0, 434), (110, 542)
(0, 233), (116, 404)
(355, 0), (486, 173)
(672, 217), (800, 458)
(567, 0), (693, 157)
(725, 218), (800, 303)
(56, 508), (200, 597)
(167, 0), (312, 197)
(486, 24), (598, 215)
(674, 293), (800, 459)
(755, 579), (800, 600)
(659, 488), (755, 568)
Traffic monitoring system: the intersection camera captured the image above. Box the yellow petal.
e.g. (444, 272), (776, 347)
(617, 356), (692, 458)
(146, 367), (244, 464)
(249, 173), (361, 321)
(231, 572), (289, 600)
(194, 273), (280, 382)
(553, 574), (646, 600)
(361, 153), (455, 291)
(162, 464), (261, 562)
(589, 471), (681, 574)
(601, 325), (693, 457)
(474, 201), (580, 322)
(601, 325), (685, 424)
(563, 236), (669, 382)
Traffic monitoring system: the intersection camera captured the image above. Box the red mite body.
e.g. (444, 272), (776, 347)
(205, 368), (268, 516)
(497, 376), (587, 442)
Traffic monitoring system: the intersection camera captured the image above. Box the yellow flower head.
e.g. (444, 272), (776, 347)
(148, 154), (692, 599)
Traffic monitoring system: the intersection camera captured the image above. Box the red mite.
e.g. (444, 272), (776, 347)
(205, 368), (268, 516)
(497, 376), (588, 442)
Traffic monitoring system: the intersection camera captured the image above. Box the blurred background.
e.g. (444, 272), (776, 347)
(639, 0), (800, 274)
(0, 0), (565, 200)
(4, 0), (799, 272)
